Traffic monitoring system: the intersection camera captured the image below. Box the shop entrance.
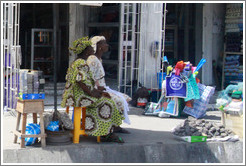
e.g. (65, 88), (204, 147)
(19, 3), (69, 83)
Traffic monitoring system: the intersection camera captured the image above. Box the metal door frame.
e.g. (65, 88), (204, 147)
(2, 3), (21, 113)
(118, 3), (167, 97)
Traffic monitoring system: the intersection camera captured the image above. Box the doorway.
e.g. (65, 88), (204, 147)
(19, 3), (69, 83)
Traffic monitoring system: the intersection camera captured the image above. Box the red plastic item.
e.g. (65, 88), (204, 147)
(175, 61), (186, 75)
(196, 78), (200, 83)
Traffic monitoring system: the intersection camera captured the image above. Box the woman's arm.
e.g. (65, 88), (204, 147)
(77, 81), (102, 98)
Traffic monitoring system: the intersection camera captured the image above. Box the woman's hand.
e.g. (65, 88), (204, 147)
(98, 86), (106, 91)
(91, 89), (102, 98)
(102, 92), (111, 99)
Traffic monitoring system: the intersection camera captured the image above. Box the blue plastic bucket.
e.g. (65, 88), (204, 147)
(157, 72), (166, 89)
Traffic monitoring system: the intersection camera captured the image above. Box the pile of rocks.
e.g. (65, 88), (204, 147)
(172, 116), (234, 138)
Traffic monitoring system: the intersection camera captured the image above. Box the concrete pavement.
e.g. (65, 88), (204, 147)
(2, 106), (244, 163)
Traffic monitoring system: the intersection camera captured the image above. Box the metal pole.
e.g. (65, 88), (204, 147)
(136, 4), (141, 90)
(130, 4), (136, 97)
(118, 3), (123, 91)
(31, 29), (34, 69)
(124, 3), (130, 94)
(3, 3), (7, 112)
(53, 4), (58, 111)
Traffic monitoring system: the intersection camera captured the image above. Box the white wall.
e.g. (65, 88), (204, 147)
(202, 3), (225, 86)
(139, 3), (163, 89)
(68, 4), (88, 65)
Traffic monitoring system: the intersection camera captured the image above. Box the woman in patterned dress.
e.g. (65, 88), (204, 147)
(61, 37), (124, 142)
(86, 36), (132, 133)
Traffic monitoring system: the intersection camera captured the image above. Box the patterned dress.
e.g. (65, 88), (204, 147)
(87, 55), (131, 124)
(61, 59), (124, 136)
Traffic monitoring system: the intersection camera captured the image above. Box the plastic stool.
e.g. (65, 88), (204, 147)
(66, 106), (100, 143)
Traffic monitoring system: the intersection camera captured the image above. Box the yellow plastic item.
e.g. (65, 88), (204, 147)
(66, 106), (100, 144)
(167, 66), (173, 75)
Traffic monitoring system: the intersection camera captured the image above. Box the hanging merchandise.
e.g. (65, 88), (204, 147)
(166, 73), (187, 98)
(143, 102), (159, 115)
(174, 61), (186, 75)
(164, 97), (179, 116)
(143, 57), (214, 119)
(184, 74), (200, 102)
(194, 58), (206, 72)
(183, 83), (215, 119)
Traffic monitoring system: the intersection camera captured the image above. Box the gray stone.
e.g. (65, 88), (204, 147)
(196, 120), (203, 125)
(201, 123), (206, 127)
(215, 127), (220, 132)
(188, 116), (196, 121)
(207, 131), (214, 136)
(196, 126), (202, 130)
(221, 133), (228, 137)
(205, 123), (212, 130)
(218, 124), (224, 128)
(190, 128), (196, 132)
(189, 123), (197, 128)
(214, 131), (220, 136)
(202, 128), (208, 134)
(186, 132), (192, 136)
(220, 128), (226, 133)
(192, 131), (202, 136)
(174, 127), (180, 132)
(174, 131), (179, 135)
(227, 129), (232, 134)
(210, 127), (216, 133)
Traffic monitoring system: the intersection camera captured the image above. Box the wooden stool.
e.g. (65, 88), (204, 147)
(14, 99), (46, 148)
(66, 106), (100, 143)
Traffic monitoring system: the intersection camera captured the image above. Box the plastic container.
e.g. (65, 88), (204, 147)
(18, 93), (45, 100)
(157, 72), (166, 89)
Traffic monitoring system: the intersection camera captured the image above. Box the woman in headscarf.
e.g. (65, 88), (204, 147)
(61, 37), (124, 143)
(86, 36), (132, 133)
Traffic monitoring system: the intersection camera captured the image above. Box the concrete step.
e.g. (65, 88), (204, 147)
(3, 141), (243, 163)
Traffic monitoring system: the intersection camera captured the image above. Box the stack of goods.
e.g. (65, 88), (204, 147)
(224, 54), (243, 87)
(225, 32), (243, 52)
(216, 82), (243, 116)
(225, 3), (243, 52)
(144, 58), (215, 119)
(19, 69), (45, 100)
(172, 116), (239, 142)
(216, 82), (243, 138)
(223, 3), (243, 88)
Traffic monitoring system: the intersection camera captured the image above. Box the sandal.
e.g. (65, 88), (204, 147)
(103, 133), (124, 143)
